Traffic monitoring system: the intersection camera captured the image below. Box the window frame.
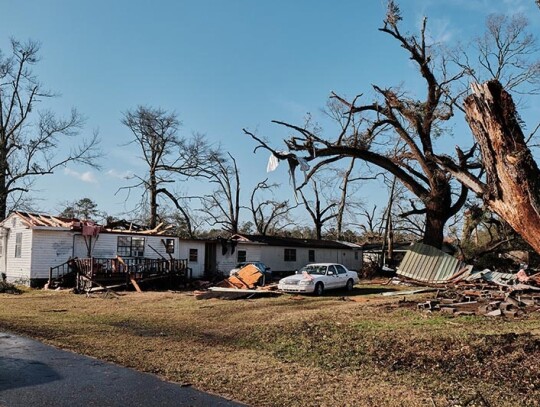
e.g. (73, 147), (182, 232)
(237, 250), (247, 263)
(308, 249), (315, 262)
(117, 236), (145, 257)
(165, 238), (175, 254)
(284, 248), (296, 262)
(14, 232), (22, 258)
(189, 248), (198, 262)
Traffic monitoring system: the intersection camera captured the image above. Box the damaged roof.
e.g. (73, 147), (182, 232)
(230, 234), (362, 250)
(10, 212), (78, 228)
(5, 212), (174, 236)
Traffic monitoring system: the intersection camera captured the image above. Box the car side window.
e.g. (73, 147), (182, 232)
(336, 265), (347, 274)
(328, 265), (337, 275)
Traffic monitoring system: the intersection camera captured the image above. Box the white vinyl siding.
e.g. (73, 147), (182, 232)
(177, 240), (206, 278)
(30, 230), (74, 280)
(74, 233), (178, 260)
(215, 244), (263, 276)
(258, 246), (362, 274)
(1, 214), (33, 283)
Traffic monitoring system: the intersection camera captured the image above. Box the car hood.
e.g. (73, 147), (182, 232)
(279, 274), (317, 283)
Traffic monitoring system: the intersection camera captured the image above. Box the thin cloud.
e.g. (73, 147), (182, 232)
(64, 168), (98, 184)
(106, 169), (133, 179)
(432, 19), (455, 43)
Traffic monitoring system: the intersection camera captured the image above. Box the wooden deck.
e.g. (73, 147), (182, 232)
(49, 257), (191, 292)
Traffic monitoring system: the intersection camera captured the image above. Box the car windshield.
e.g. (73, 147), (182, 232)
(301, 265), (327, 275)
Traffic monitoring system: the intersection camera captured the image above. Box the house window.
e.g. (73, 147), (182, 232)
(237, 250), (247, 263)
(308, 250), (315, 262)
(165, 239), (175, 254)
(189, 248), (198, 262)
(14, 233), (22, 258)
(284, 248), (296, 262)
(354, 251), (359, 260)
(117, 236), (145, 257)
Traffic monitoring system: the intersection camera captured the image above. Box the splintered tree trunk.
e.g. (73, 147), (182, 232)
(464, 80), (540, 254)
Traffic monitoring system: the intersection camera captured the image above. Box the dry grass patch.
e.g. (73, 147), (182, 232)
(0, 288), (539, 406)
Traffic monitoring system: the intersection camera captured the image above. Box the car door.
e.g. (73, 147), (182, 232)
(334, 264), (349, 288)
(326, 265), (340, 289)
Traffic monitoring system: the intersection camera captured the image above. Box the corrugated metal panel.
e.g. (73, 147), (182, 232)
(397, 242), (464, 283)
(465, 269), (516, 286)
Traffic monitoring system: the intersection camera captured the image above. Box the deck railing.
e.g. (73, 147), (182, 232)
(73, 257), (189, 279)
(49, 257), (191, 288)
(48, 259), (76, 285)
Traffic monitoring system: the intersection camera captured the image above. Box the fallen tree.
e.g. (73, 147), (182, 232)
(436, 80), (540, 254)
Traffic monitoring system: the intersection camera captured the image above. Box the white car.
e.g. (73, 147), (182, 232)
(278, 263), (359, 295)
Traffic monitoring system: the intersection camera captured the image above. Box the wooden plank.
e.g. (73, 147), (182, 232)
(26, 213), (48, 226)
(80, 275), (120, 296)
(37, 215), (58, 227)
(129, 274), (143, 293)
(49, 216), (72, 228)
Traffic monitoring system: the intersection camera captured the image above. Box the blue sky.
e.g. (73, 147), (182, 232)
(2, 0), (539, 226)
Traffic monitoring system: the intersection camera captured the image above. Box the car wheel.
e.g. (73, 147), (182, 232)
(346, 279), (354, 291)
(314, 282), (324, 296)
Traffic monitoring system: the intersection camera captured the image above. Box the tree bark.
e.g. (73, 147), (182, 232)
(149, 170), (158, 229)
(464, 80), (540, 254)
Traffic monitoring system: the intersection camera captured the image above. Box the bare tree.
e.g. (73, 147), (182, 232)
(299, 179), (338, 240)
(245, 4), (539, 250)
(454, 13), (540, 96)
(247, 179), (295, 235)
(0, 39), (101, 218)
(246, 3), (468, 249)
(198, 152), (241, 234)
(121, 106), (207, 232)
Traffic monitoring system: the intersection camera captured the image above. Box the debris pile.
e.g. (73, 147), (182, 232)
(195, 264), (279, 300)
(411, 286), (540, 317)
(393, 243), (540, 317)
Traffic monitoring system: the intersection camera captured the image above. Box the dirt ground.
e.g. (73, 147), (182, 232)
(1, 284), (539, 407)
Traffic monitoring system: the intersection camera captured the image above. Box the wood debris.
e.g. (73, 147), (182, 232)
(195, 264), (279, 300)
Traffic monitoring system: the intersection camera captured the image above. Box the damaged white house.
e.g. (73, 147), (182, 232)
(0, 212), (205, 287)
(209, 234), (363, 277)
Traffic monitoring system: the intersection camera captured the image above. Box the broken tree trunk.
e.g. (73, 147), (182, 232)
(463, 80), (540, 254)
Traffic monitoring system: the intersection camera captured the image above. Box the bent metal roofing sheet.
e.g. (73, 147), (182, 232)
(397, 242), (466, 284)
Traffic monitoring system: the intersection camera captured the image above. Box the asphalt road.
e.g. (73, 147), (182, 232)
(0, 332), (244, 407)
